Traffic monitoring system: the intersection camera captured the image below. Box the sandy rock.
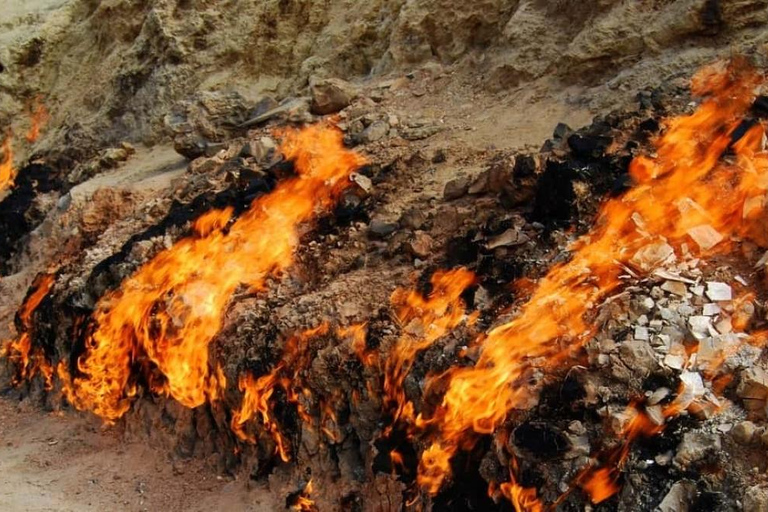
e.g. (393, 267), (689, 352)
(674, 432), (721, 469)
(361, 120), (390, 143)
(407, 231), (433, 258)
(658, 480), (697, 512)
(399, 208), (427, 230)
(239, 137), (276, 163)
(443, 177), (469, 201)
(744, 485), (768, 512)
(738, 366), (768, 418)
(310, 78), (358, 115)
(732, 421), (757, 445)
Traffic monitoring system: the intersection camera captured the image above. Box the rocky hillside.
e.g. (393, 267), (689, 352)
(1, 0), (768, 160)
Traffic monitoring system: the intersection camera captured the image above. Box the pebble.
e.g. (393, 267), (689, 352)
(732, 421), (757, 445)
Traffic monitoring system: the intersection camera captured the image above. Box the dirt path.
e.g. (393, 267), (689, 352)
(0, 398), (277, 512)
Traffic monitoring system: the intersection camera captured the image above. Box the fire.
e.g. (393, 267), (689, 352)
(498, 458), (544, 512)
(2, 274), (55, 389)
(25, 99), (49, 144)
(62, 124), (365, 421)
(231, 323), (329, 461)
(383, 268), (476, 428)
(288, 479), (317, 511)
(416, 60), (768, 495)
(0, 135), (14, 194)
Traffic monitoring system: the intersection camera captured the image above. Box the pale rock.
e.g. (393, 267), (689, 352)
(661, 280), (688, 297)
(658, 480), (697, 512)
(634, 326), (650, 341)
(687, 224), (724, 251)
(648, 387), (671, 405)
(732, 421), (757, 445)
(706, 282), (732, 301)
(664, 353), (686, 371)
(407, 231), (434, 259)
(743, 485), (768, 512)
(715, 317), (733, 335)
(310, 77), (358, 115)
(486, 228), (529, 249)
(631, 242), (675, 271)
(690, 285), (705, 296)
(673, 432), (721, 469)
(689, 316), (712, 336)
(702, 303), (721, 316)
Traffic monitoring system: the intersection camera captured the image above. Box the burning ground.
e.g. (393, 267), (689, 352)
(3, 59), (768, 511)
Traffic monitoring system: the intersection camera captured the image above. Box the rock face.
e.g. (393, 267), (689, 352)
(2, 0), (768, 155)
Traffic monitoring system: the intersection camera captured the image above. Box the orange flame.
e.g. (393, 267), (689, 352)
(498, 458), (544, 512)
(25, 99), (49, 144)
(0, 135), (15, 194)
(231, 323), (329, 461)
(417, 60), (768, 494)
(384, 268), (476, 429)
(290, 479), (317, 511)
(2, 274), (55, 389)
(62, 124), (365, 421)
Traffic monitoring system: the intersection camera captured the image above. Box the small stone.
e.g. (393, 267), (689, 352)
(648, 388), (671, 405)
(350, 173), (374, 195)
(642, 297), (656, 311)
(657, 480), (697, 512)
(407, 231), (434, 259)
(702, 303), (721, 316)
(634, 326), (650, 341)
(688, 224), (724, 251)
(664, 353), (686, 370)
(399, 208), (427, 230)
(674, 432), (721, 469)
(361, 120), (390, 143)
(443, 177), (469, 201)
(743, 485), (768, 512)
(690, 285), (705, 296)
(240, 136), (277, 162)
(705, 282), (732, 302)
(732, 421), (757, 445)
(368, 218), (398, 238)
(632, 242), (675, 271)
(689, 316), (712, 336)
(310, 77), (358, 115)
(662, 281), (688, 297)
(486, 228), (528, 250)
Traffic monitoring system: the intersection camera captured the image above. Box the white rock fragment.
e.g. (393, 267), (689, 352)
(702, 303), (721, 316)
(687, 224), (724, 251)
(634, 326), (650, 341)
(664, 353), (686, 370)
(715, 316), (733, 335)
(648, 387), (671, 405)
(631, 242), (675, 271)
(688, 316), (712, 338)
(690, 285), (705, 296)
(706, 281), (732, 301)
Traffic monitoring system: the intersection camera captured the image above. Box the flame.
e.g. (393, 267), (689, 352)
(25, 99), (49, 144)
(62, 124), (365, 421)
(290, 479), (317, 511)
(231, 323), (329, 461)
(416, 60), (768, 494)
(384, 268), (476, 428)
(499, 458), (544, 512)
(2, 274), (55, 389)
(0, 135), (15, 193)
